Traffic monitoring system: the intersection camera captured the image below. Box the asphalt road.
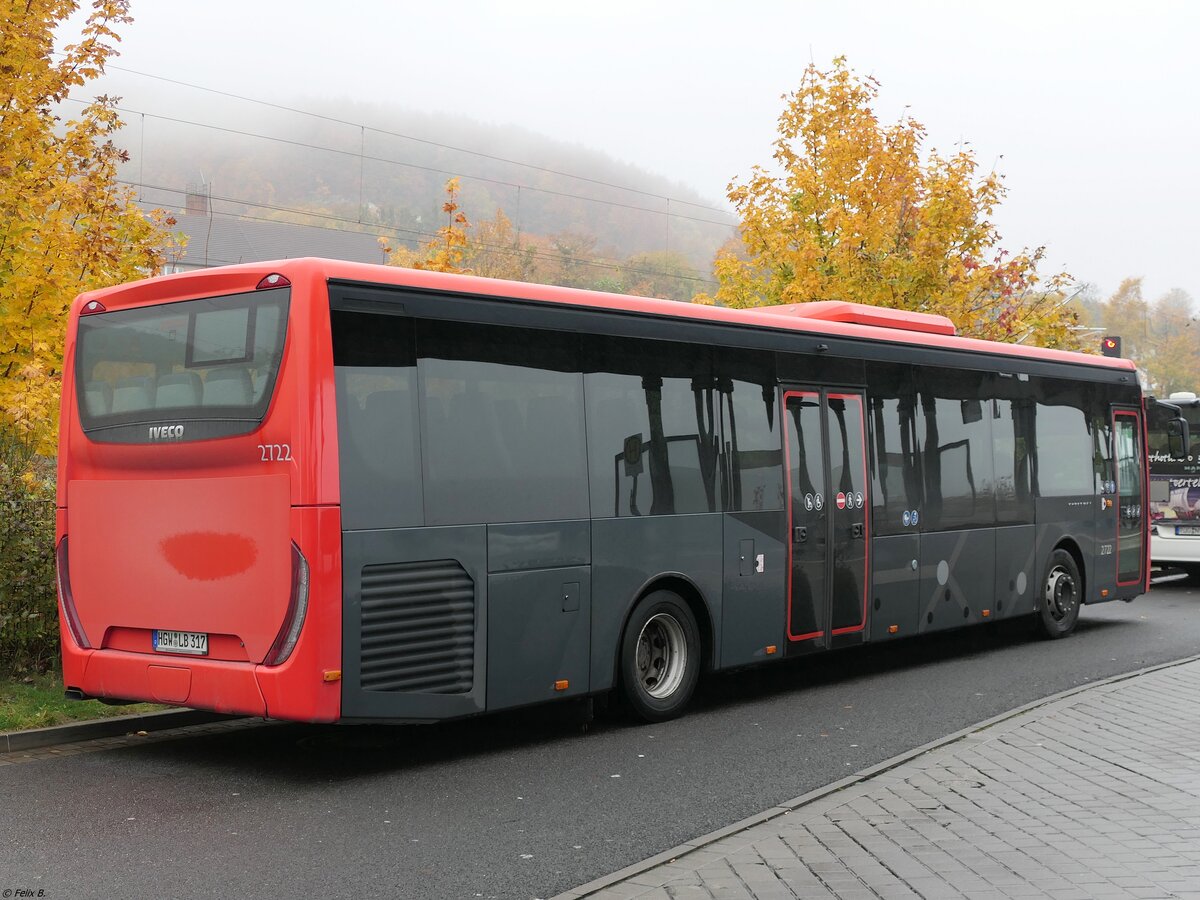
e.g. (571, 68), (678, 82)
(3, 575), (1199, 900)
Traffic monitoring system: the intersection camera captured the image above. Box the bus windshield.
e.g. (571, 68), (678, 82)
(74, 288), (289, 442)
(1148, 395), (1200, 523)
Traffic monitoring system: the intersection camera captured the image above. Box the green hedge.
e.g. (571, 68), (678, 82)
(0, 431), (58, 675)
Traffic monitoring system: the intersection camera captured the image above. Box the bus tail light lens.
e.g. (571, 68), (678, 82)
(264, 542), (309, 666)
(256, 273), (291, 290)
(55, 538), (91, 649)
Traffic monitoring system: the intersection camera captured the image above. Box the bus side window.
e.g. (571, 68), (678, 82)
(1032, 378), (1094, 498)
(331, 310), (422, 530)
(1093, 410), (1113, 494)
(716, 348), (782, 514)
(584, 334), (717, 518)
(916, 368), (995, 531)
(417, 319), (588, 526)
(866, 362), (922, 535)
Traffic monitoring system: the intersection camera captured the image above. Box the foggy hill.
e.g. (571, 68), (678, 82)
(125, 100), (736, 270)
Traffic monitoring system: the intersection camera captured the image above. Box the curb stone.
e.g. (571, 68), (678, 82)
(550, 651), (1200, 900)
(0, 709), (235, 753)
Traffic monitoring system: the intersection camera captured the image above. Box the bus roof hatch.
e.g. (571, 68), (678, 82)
(756, 301), (957, 336)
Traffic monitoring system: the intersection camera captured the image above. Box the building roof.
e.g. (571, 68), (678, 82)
(161, 211), (388, 270)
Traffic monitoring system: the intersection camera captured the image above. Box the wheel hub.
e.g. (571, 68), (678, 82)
(635, 613), (688, 699)
(1045, 566), (1077, 621)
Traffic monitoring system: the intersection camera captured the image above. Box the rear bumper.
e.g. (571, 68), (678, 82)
(62, 643), (341, 723)
(1151, 529), (1200, 566)
(65, 646), (268, 717)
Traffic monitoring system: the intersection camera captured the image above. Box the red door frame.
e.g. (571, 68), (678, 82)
(1114, 407), (1145, 587)
(782, 388), (870, 643)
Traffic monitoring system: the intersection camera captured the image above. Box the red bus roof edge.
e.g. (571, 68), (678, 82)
(73, 258), (1135, 374)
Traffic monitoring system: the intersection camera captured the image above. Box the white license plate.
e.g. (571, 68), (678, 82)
(153, 630), (208, 655)
(1175, 525), (1200, 536)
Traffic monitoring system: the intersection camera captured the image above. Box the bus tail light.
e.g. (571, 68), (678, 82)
(256, 273), (291, 290)
(80, 299), (106, 315)
(55, 538), (91, 649)
(263, 542), (310, 667)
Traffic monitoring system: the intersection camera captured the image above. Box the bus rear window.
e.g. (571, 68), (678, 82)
(75, 288), (289, 442)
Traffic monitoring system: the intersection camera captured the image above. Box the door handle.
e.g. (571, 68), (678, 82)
(793, 526), (807, 543)
(851, 523), (865, 539)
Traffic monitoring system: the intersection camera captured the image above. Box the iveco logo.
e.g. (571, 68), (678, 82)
(149, 424), (185, 441)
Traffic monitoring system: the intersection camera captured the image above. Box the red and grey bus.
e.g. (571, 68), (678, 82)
(56, 258), (1169, 723)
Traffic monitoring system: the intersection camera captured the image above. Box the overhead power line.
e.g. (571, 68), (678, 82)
(72, 60), (733, 216)
(63, 95), (736, 231)
(54, 60), (732, 290)
(70, 98), (734, 230)
(131, 180), (720, 289)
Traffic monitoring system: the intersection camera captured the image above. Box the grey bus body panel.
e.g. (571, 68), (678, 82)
(869, 533), (920, 641)
(485, 520), (593, 711)
(590, 514), (723, 693)
(487, 565), (591, 711)
(995, 524), (1037, 617)
(721, 510), (786, 668)
(487, 520), (590, 573)
(919, 528), (997, 632)
(341, 525), (488, 720)
(1035, 496), (1101, 603)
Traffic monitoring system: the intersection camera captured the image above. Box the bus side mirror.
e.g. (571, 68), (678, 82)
(1168, 417), (1190, 460)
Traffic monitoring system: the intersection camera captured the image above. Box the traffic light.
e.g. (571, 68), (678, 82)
(1100, 335), (1122, 357)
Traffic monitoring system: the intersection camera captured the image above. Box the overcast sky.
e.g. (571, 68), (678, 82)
(63, 0), (1200, 306)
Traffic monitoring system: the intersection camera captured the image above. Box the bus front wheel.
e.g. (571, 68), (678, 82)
(618, 591), (700, 723)
(1036, 549), (1082, 639)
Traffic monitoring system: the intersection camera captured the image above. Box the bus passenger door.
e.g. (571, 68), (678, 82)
(783, 389), (870, 654)
(1113, 407), (1146, 590)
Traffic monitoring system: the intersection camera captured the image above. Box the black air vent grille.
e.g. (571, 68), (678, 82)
(359, 559), (475, 694)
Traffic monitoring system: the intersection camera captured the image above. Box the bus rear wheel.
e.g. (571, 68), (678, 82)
(1036, 549), (1082, 639)
(619, 591), (700, 723)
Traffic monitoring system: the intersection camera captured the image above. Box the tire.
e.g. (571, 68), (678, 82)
(618, 591), (701, 723)
(1035, 549), (1082, 639)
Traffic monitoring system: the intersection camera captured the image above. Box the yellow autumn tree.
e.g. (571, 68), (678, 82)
(1100, 278), (1149, 362)
(383, 177), (471, 273)
(1143, 289), (1199, 395)
(462, 208), (541, 282)
(0, 0), (177, 451)
(699, 58), (1077, 348)
(622, 250), (702, 302)
(1090, 279), (1200, 394)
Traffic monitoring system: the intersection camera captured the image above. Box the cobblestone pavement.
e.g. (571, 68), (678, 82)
(555, 658), (1200, 900)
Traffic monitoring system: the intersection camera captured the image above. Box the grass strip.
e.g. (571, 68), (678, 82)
(0, 671), (166, 733)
